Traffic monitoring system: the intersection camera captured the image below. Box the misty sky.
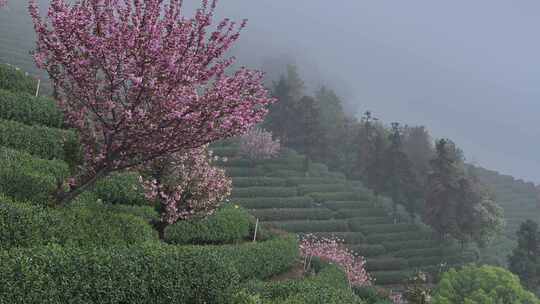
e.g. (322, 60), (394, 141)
(211, 1), (540, 183)
(1, 1), (539, 183)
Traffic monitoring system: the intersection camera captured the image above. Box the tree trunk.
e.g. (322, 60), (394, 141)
(152, 220), (168, 240)
(55, 168), (109, 206)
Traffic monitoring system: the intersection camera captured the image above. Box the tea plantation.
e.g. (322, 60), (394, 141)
(212, 144), (477, 288)
(0, 65), (370, 304)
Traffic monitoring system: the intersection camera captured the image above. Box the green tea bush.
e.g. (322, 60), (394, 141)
(335, 208), (388, 219)
(356, 223), (419, 235)
(365, 258), (408, 272)
(266, 169), (306, 178)
(382, 239), (440, 252)
(247, 263), (362, 304)
(233, 177), (288, 187)
(0, 64), (37, 95)
(366, 231), (433, 243)
(266, 219), (349, 232)
(250, 208), (333, 221)
(309, 192), (371, 203)
(93, 172), (147, 206)
(393, 247), (459, 258)
(0, 89), (64, 128)
(324, 200), (374, 210)
(285, 177), (345, 186)
(105, 204), (159, 222)
(297, 184), (351, 195)
(371, 270), (412, 285)
(165, 204), (251, 245)
(0, 244), (239, 304)
(232, 187), (298, 198)
(348, 217), (393, 230)
(225, 166), (265, 177)
(207, 234), (299, 280)
(0, 147), (69, 203)
(349, 244), (386, 257)
(0, 119), (79, 161)
(237, 196), (314, 209)
(0, 196), (158, 250)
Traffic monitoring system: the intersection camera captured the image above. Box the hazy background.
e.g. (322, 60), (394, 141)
(2, 0), (539, 183)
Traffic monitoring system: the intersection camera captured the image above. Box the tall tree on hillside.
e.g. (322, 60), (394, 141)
(365, 125), (387, 201)
(424, 139), (463, 239)
(402, 125), (434, 187)
(313, 86), (346, 166)
(509, 220), (540, 294)
(353, 111), (378, 181)
(29, 0), (274, 204)
(264, 64), (305, 144)
(382, 123), (422, 222)
(291, 95), (324, 173)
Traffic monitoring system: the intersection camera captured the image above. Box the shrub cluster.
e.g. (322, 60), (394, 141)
(233, 177), (287, 187)
(0, 64), (37, 95)
(365, 257), (408, 272)
(335, 208), (388, 219)
(231, 186), (298, 198)
(348, 217), (393, 230)
(0, 146), (69, 203)
(356, 223), (419, 235)
(366, 231), (433, 244)
(236, 196), (314, 209)
(267, 219), (349, 232)
(285, 177), (345, 186)
(250, 208), (333, 221)
(0, 195), (158, 250)
(309, 192), (371, 203)
(0, 89), (64, 128)
(0, 244), (239, 304)
(370, 270), (412, 285)
(92, 172), (147, 206)
(165, 204), (251, 245)
(324, 200), (374, 210)
(0, 119), (80, 162)
(297, 184), (351, 195)
(348, 244), (386, 257)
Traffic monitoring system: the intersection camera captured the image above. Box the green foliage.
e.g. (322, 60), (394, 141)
(366, 231), (433, 243)
(348, 217), (393, 228)
(0, 118), (80, 162)
(335, 208), (388, 219)
(349, 244), (386, 257)
(324, 200), (374, 210)
(297, 183), (351, 195)
(0, 146), (69, 203)
(247, 263), (363, 304)
(237, 196), (314, 209)
(205, 234), (299, 280)
(104, 204), (159, 222)
(267, 219), (349, 232)
(308, 232), (366, 244)
(93, 172), (147, 206)
(0, 244), (239, 304)
(285, 177), (345, 186)
(232, 186), (298, 198)
(165, 204), (251, 245)
(0, 195), (158, 250)
(371, 270), (413, 285)
(353, 286), (394, 304)
(366, 257), (409, 271)
(0, 89), (64, 128)
(357, 223), (419, 234)
(233, 177), (288, 187)
(250, 208), (333, 221)
(508, 220), (540, 294)
(309, 191), (371, 203)
(0, 64), (37, 95)
(432, 265), (540, 304)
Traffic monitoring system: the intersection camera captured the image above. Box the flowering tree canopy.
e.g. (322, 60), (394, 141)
(0, 0), (7, 8)
(239, 128), (280, 161)
(28, 0), (273, 204)
(141, 145), (231, 230)
(299, 234), (371, 287)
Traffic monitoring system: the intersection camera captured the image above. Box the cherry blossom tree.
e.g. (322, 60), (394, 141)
(141, 145), (231, 236)
(299, 234), (371, 288)
(28, 0), (274, 204)
(0, 0), (7, 8)
(239, 128), (280, 161)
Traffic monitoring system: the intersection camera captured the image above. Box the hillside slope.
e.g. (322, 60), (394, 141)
(213, 144), (476, 287)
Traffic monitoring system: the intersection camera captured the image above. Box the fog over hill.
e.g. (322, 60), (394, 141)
(2, 0), (539, 183)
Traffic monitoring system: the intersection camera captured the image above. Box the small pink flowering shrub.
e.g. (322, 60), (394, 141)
(141, 145), (232, 227)
(299, 234), (372, 287)
(239, 128), (281, 161)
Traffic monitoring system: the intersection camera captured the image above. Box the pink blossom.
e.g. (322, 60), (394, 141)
(299, 234), (372, 287)
(141, 145), (232, 225)
(239, 128), (281, 160)
(28, 0), (274, 204)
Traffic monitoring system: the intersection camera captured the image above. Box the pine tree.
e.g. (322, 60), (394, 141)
(509, 220), (540, 294)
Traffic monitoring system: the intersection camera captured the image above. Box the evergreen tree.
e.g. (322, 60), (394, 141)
(365, 126), (387, 201)
(354, 111), (378, 181)
(291, 95), (324, 173)
(402, 125), (434, 186)
(509, 220), (540, 294)
(382, 123), (422, 222)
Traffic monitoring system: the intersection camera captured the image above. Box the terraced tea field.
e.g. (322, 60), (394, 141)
(214, 145), (475, 286)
